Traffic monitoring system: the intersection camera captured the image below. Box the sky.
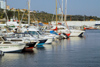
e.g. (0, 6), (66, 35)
(7, 0), (100, 17)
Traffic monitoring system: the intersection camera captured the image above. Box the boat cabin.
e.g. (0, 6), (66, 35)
(0, 36), (12, 44)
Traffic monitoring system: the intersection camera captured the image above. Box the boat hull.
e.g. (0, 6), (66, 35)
(70, 30), (85, 37)
(24, 42), (37, 51)
(37, 43), (45, 46)
(70, 32), (84, 37)
(0, 44), (25, 53)
(37, 39), (47, 46)
(26, 42), (37, 47)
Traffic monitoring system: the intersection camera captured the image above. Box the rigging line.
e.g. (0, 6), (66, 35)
(32, 13), (40, 28)
(65, 0), (70, 31)
(32, 12), (37, 21)
(20, 0), (29, 26)
(58, 0), (70, 31)
(20, 11), (25, 27)
(57, 0), (63, 15)
(51, 0), (62, 22)
(51, 9), (56, 21)
(52, 1), (61, 22)
(51, 0), (59, 21)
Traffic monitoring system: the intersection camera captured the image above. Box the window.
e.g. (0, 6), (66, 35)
(11, 40), (22, 41)
(3, 42), (11, 44)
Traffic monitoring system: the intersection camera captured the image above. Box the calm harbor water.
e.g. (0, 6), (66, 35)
(1, 30), (100, 67)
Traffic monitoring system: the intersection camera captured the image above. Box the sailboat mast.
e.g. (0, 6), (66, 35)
(28, 0), (30, 25)
(5, 0), (8, 26)
(65, 0), (69, 30)
(62, 0), (63, 21)
(56, 0), (57, 28)
(65, 0), (67, 21)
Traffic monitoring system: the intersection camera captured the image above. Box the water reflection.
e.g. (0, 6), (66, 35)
(1, 30), (100, 67)
(22, 50), (35, 55)
(69, 37), (84, 41)
(0, 50), (37, 67)
(67, 37), (85, 45)
(36, 46), (45, 50)
(48, 37), (86, 52)
(43, 44), (53, 51)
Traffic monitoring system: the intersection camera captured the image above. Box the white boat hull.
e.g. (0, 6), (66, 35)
(70, 30), (85, 37)
(0, 44), (25, 53)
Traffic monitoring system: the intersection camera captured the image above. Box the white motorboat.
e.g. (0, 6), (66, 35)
(5, 33), (39, 50)
(29, 27), (53, 44)
(0, 36), (25, 53)
(22, 27), (52, 44)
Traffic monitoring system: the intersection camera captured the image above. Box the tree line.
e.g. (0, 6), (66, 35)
(0, 9), (100, 23)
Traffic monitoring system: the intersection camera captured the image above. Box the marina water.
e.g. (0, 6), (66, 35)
(0, 30), (100, 67)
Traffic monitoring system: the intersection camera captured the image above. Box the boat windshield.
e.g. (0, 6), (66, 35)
(27, 31), (39, 36)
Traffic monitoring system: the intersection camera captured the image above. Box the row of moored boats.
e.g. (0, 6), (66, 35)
(0, 23), (85, 53)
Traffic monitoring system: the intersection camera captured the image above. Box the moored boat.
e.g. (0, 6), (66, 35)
(37, 39), (47, 46)
(51, 25), (70, 38)
(5, 33), (39, 51)
(0, 36), (25, 53)
(22, 27), (52, 44)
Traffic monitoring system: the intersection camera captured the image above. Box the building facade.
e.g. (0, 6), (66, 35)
(0, 0), (6, 9)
